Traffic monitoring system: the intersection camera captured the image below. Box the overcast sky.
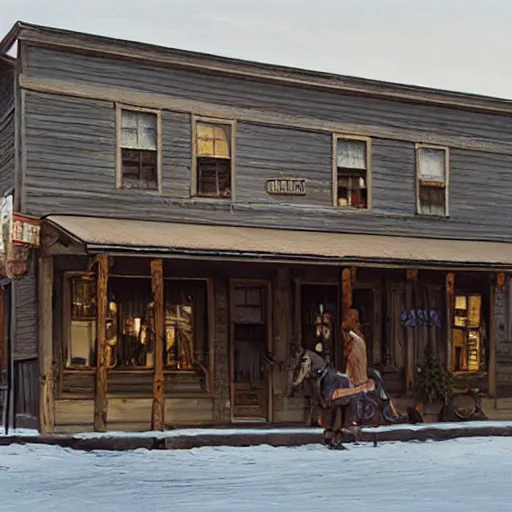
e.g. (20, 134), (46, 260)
(1, 0), (510, 99)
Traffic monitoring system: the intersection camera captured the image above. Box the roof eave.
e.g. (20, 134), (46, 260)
(84, 243), (511, 272)
(0, 21), (21, 57)
(12, 21), (512, 115)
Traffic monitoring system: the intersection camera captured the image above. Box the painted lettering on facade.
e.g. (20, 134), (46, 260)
(266, 178), (306, 196)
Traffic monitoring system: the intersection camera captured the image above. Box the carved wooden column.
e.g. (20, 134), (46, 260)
(94, 254), (109, 432)
(405, 269), (418, 395)
(151, 259), (165, 431)
(445, 272), (455, 372)
(38, 254), (55, 434)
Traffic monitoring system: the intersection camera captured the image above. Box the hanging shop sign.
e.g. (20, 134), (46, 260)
(401, 308), (441, 328)
(11, 213), (40, 247)
(0, 195), (41, 279)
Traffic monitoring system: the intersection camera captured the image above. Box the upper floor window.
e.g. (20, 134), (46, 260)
(117, 107), (161, 191)
(416, 145), (449, 217)
(193, 117), (234, 199)
(333, 136), (370, 209)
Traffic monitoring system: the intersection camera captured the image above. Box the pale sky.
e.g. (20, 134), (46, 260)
(1, 0), (510, 99)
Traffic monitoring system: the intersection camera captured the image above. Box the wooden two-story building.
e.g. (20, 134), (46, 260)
(2, 21), (512, 433)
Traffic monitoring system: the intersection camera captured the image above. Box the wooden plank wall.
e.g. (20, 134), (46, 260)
(53, 261), (226, 432)
(495, 277), (512, 396)
(17, 43), (512, 243)
(13, 358), (39, 428)
(272, 267), (303, 423)
(13, 257), (38, 360)
(0, 59), (15, 196)
(11, 256), (39, 429)
(23, 46), (512, 149)
(48, 260), (512, 430)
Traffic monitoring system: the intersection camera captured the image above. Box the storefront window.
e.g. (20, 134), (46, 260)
(453, 294), (486, 372)
(108, 277), (154, 369)
(66, 274), (97, 369)
(66, 275), (155, 370)
(164, 280), (208, 371)
(66, 275), (209, 373)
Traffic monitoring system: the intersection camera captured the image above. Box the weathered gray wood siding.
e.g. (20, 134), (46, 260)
(23, 47), (512, 149)
(0, 59), (15, 197)
(13, 257), (38, 359)
(236, 124), (331, 205)
(497, 279), (512, 396)
(13, 358), (39, 428)
(20, 45), (512, 242)
(0, 60), (37, 370)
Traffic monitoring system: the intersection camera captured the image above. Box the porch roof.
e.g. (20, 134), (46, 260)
(44, 215), (512, 270)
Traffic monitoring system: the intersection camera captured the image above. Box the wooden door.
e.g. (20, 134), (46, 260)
(230, 281), (271, 421)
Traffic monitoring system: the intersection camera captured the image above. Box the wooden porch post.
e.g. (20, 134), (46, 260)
(151, 259), (165, 431)
(405, 269), (418, 395)
(341, 268), (353, 365)
(94, 254), (109, 432)
(489, 272), (505, 397)
(341, 267), (353, 327)
(273, 268), (293, 404)
(38, 255), (54, 434)
(445, 272), (455, 372)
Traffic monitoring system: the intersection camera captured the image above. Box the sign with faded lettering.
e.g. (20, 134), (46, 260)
(0, 195), (40, 279)
(401, 308), (441, 328)
(266, 178), (306, 196)
(11, 214), (40, 247)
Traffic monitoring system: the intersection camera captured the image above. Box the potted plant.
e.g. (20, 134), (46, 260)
(416, 346), (454, 417)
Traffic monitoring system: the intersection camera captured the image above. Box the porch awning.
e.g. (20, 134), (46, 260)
(44, 215), (512, 270)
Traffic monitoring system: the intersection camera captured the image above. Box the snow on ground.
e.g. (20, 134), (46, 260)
(0, 428), (40, 437)
(68, 420), (512, 438)
(0, 437), (511, 512)
(4, 420), (512, 439)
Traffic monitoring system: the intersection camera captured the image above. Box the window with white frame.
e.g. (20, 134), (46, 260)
(119, 108), (159, 190)
(416, 145), (449, 216)
(335, 138), (369, 209)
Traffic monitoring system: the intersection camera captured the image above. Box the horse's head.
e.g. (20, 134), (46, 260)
(291, 347), (327, 388)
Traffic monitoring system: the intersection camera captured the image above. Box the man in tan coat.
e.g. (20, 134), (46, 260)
(343, 309), (368, 386)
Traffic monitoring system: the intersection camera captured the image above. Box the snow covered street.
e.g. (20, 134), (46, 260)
(0, 437), (511, 512)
